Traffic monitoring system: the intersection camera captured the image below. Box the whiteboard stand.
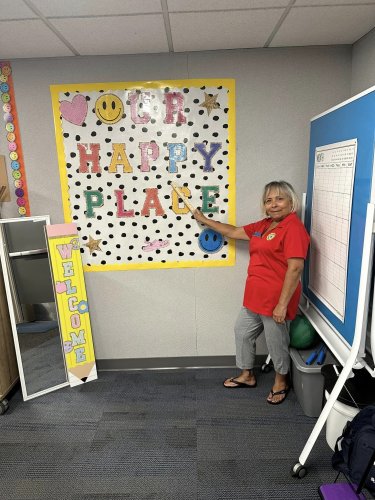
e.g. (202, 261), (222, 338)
(291, 202), (375, 479)
(371, 278), (375, 375)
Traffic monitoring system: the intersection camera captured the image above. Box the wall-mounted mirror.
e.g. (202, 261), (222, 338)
(0, 216), (68, 400)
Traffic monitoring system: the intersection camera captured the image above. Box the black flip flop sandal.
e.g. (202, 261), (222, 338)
(267, 387), (290, 405)
(223, 377), (257, 389)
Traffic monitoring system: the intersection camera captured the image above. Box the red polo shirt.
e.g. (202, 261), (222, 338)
(242, 212), (310, 320)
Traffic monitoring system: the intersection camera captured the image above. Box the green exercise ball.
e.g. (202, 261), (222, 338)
(289, 315), (318, 349)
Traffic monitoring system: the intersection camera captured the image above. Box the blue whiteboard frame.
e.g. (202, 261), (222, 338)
(303, 90), (375, 347)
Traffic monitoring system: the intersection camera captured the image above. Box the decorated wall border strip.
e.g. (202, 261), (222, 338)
(0, 61), (30, 216)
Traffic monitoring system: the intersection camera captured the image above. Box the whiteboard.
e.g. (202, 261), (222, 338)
(303, 87), (375, 348)
(309, 139), (357, 321)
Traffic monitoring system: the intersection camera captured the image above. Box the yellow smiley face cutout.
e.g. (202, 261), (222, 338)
(266, 233), (276, 241)
(95, 94), (124, 124)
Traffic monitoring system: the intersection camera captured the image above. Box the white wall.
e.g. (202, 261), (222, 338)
(352, 30), (375, 95)
(0, 45), (352, 361)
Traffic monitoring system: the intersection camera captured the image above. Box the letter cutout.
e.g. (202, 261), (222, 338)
(167, 143), (187, 173)
(141, 188), (165, 216)
(139, 142), (160, 172)
(84, 190), (104, 218)
(114, 189), (134, 218)
(108, 143), (133, 173)
(172, 186), (191, 214)
(71, 330), (86, 346)
(71, 313), (81, 329)
(65, 279), (77, 295)
(129, 91), (151, 124)
(194, 142), (222, 172)
(57, 244), (73, 260)
(202, 186), (219, 213)
(62, 261), (74, 277)
(75, 347), (86, 363)
(68, 296), (78, 312)
(163, 92), (187, 124)
(77, 143), (101, 174)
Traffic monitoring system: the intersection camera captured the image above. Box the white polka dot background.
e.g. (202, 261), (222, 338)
(52, 79), (236, 271)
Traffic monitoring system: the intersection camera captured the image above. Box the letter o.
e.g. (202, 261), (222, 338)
(70, 313), (81, 329)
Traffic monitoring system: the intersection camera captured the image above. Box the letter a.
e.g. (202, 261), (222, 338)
(141, 188), (165, 216)
(109, 144), (133, 173)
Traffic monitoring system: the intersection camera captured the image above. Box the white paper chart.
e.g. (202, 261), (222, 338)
(309, 139), (357, 321)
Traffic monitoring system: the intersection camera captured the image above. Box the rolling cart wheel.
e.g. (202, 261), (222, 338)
(290, 463), (307, 479)
(261, 363), (272, 373)
(0, 400), (9, 415)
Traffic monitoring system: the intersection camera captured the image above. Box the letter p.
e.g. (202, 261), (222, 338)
(168, 143), (187, 173)
(84, 190), (104, 218)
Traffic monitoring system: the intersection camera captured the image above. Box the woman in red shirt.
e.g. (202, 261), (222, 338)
(194, 180), (310, 405)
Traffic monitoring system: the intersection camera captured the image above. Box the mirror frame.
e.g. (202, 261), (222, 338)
(0, 215), (69, 400)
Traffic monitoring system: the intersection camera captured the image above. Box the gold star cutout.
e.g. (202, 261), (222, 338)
(199, 92), (220, 116)
(85, 235), (102, 255)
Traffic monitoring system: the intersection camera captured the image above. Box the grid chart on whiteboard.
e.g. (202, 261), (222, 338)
(309, 140), (357, 321)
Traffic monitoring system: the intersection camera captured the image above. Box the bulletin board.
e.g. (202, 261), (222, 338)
(303, 88), (375, 348)
(50, 79), (236, 272)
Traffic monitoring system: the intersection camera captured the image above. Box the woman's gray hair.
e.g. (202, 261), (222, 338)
(261, 180), (299, 215)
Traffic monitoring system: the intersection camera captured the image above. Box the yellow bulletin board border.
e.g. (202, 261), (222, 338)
(50, 79), (236, 272)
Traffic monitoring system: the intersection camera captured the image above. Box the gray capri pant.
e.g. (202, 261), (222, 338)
(234, 306), (290, 375)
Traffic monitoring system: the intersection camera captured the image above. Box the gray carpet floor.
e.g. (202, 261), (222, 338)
(0, 367), (370, 500)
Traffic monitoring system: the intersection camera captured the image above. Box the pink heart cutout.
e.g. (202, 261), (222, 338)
(59, 94), (88, 126)
(55, 281), (67, 294)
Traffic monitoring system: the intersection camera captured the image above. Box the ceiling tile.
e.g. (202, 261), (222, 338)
(0, 0), (38, 19)
(170, 9), (283, 51)
(31, 0), (162, 17)
(51, 15), (169, 55)
(167, 0), (289, 11)
(0, 20), (74, 59)
(271, 5), (375, 46)
(295, 0), (375, 5)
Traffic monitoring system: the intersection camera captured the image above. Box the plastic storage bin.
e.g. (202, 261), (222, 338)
(322, 365), (375, 451)
(290, 346), (337, 417)
(324, 390), (359, 450)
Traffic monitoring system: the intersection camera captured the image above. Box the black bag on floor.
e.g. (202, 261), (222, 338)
(331, 405), (375, 494)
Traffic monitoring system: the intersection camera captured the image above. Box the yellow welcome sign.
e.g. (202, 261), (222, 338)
(46, 223), (97, 386)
